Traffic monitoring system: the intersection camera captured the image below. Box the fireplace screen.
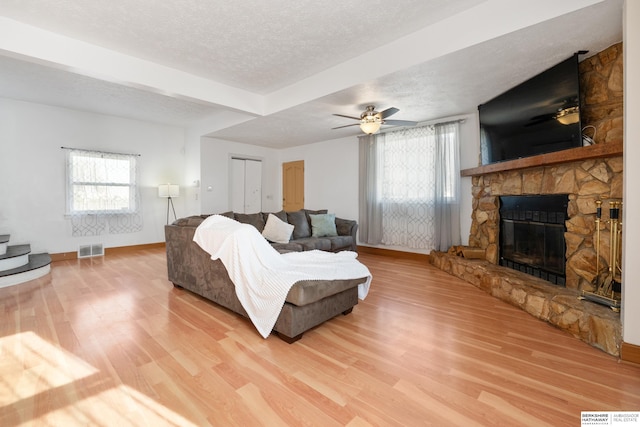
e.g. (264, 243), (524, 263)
(499, 195), (568, 286)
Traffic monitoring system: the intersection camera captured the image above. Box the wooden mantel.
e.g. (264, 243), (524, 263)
(460, 140), (623, 177)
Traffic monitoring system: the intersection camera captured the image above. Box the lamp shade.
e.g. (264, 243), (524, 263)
(158, 184), (180, 198)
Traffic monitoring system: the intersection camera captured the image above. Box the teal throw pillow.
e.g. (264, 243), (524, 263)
(310, 213), (338, 237)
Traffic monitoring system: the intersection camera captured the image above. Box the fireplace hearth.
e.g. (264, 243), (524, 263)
(499, 195), (568, 285)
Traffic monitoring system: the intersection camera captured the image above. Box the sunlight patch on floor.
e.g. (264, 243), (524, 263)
(28, 385), (198, 427)
(0, 331), (198, 426)
(0, 331), (97, 403)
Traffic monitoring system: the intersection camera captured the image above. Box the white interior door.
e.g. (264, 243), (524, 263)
(244, 159), (262, 213)
(230, 158), (262, 213)
(230, 158), (246, 212)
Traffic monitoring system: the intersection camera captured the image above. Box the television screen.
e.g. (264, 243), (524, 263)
(479, 54), (582, 165)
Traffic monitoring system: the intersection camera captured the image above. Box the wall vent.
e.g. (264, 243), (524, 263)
(78, 244), (104, 258)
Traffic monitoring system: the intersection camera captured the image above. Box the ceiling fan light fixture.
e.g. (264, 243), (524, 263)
(360, 115), (382, 134)
(555, 106), (580, 125)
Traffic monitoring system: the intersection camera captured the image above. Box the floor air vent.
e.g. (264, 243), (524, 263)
(78, 244), (104, 258)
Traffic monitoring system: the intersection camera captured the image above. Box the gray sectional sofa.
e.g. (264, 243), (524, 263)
(165, 209), (367, 342)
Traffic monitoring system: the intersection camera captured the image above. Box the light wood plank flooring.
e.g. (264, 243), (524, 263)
(1, 248), (639, 426)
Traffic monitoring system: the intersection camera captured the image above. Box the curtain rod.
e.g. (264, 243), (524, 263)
(61, 146), (141, 156)
(415, 118), (467, 127)
(368, 118), (467, 137)
(434, 118), (467, 125)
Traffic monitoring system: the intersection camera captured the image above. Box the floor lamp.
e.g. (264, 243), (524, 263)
(158, 184), (179, 224)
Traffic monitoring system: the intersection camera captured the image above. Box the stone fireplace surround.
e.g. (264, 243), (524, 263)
(430, 43), (624, 356)
(467, 151), (623, 292)
(430, 143), (623, 356)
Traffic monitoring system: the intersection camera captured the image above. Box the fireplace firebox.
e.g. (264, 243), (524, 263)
(499, 195), (568, 286)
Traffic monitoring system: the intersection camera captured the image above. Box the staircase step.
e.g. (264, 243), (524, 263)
(0, 253), (52, 288)
(0, 244), (31, 271)
(0, 234), (8, 256)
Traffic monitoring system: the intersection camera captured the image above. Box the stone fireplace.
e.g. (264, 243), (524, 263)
(468, 42), (623, 293)
(430, 43), (624, 356)
(468, 155), (622, 292)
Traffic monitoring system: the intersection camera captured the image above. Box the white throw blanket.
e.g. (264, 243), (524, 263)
(193, 215), (372, 338)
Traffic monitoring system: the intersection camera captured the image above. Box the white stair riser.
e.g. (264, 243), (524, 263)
(0, 264), (51, 288)
(0, 254), (29, 271)
(0, 243), (6, 256)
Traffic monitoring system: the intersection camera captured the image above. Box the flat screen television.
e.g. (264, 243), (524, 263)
(479, 54), (583, 165)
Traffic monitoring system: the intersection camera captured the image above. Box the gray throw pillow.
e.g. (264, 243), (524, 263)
(287, 210), (311, 239)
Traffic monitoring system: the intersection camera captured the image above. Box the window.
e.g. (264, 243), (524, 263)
(64, 148), (143, 237)
(66, 149), (138, 214)
(359, 121), (461, 251)
(378, 127), (436, 203)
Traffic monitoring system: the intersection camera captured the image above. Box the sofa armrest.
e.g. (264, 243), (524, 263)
(335, 218), (358, 251)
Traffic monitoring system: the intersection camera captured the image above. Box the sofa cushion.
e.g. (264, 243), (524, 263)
(335, 217), (356, 236)
(173, 215), (205, 227)
(262, 210), (287, 223)
(304, 208), (328, 224)
(262, 213), (294, 244)
(234, 212), (266, 232)
(327, 235), (354, 251)
(285, 278), (365, 306)
(287, 210), (311, 239)
(310, 213), (338, 237)
(294, 237), (332, 251)
(271, 242), (304, 253)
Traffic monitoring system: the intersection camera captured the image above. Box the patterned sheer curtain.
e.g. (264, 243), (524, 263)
(64, 148), (143, 236)
(359, 122), (461, 251)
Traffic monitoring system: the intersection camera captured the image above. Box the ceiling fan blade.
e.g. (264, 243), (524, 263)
(333, 113), (361, 121)
(332, 123), (360, 130)
(383, 119), (417, 127)
(379, 107), (399, 119)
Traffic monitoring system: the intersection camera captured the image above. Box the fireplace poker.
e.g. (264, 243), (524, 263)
(595, 199), (602, 281)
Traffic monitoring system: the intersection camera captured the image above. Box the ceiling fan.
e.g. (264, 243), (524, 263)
(332, 105), (417, 134)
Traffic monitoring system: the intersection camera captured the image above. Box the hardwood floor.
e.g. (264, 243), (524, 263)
(1, 248), (639, 426)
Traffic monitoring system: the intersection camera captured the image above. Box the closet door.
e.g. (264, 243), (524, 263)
(244, 159), (262, 213)
(230, 158), (245, 212)
(230, 158), (262, 213)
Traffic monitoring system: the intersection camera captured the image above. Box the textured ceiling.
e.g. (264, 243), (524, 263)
(0, 0), (485, 94)
(0, 0), (624, 147)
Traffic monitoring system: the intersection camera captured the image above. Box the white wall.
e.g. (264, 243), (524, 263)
(457, 113), (480, 246)
(274, 118), (478, 250)
(622, 0), (640, 347)
(279, 136), (360, 220)
(0, 98), (186, 253)
(199, 137), (280, 215)
(182, 126), (204, 217)
(195, 135), (360, 224)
